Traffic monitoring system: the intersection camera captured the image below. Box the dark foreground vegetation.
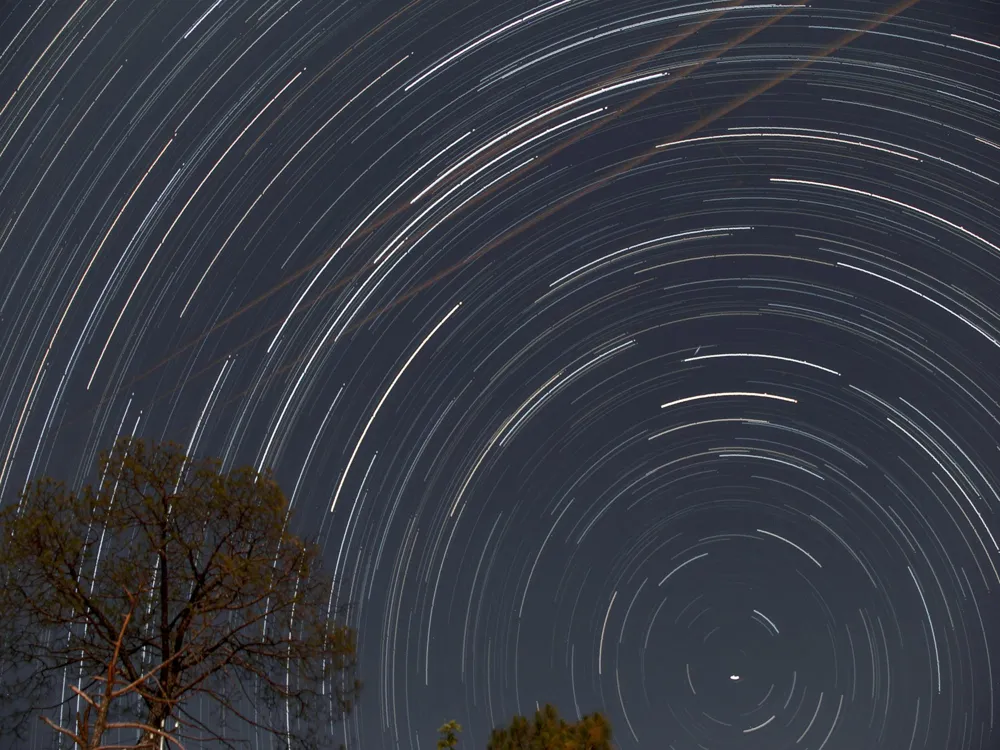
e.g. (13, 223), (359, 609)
(0, 437), (612, 749)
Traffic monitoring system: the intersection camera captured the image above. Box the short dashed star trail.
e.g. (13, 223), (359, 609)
(1, 1), (999, 748)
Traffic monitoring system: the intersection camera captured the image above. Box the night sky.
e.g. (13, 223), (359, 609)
(2, 0), (1000, 748)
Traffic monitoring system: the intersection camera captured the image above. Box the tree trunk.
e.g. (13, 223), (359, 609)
(135, 701), (170, 749)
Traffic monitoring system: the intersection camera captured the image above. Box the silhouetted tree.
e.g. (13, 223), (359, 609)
(437, 704), (612, 750)
(487, 705), (612, 750)
(0, 437), (360, 750)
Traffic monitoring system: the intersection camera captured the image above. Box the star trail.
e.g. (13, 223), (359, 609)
(1, 0), (999, 748)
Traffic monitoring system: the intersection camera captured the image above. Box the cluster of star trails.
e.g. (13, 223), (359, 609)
(0, 1), (998, 749)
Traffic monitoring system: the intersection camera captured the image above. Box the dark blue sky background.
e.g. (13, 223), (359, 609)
(1, 0), (1000, 748)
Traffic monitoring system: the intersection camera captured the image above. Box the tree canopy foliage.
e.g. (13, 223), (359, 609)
(438, 704), (613, 750)
(486, 705), (612, 750)
(0, 437), (359, 750)
(437, 720), (462, 750)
